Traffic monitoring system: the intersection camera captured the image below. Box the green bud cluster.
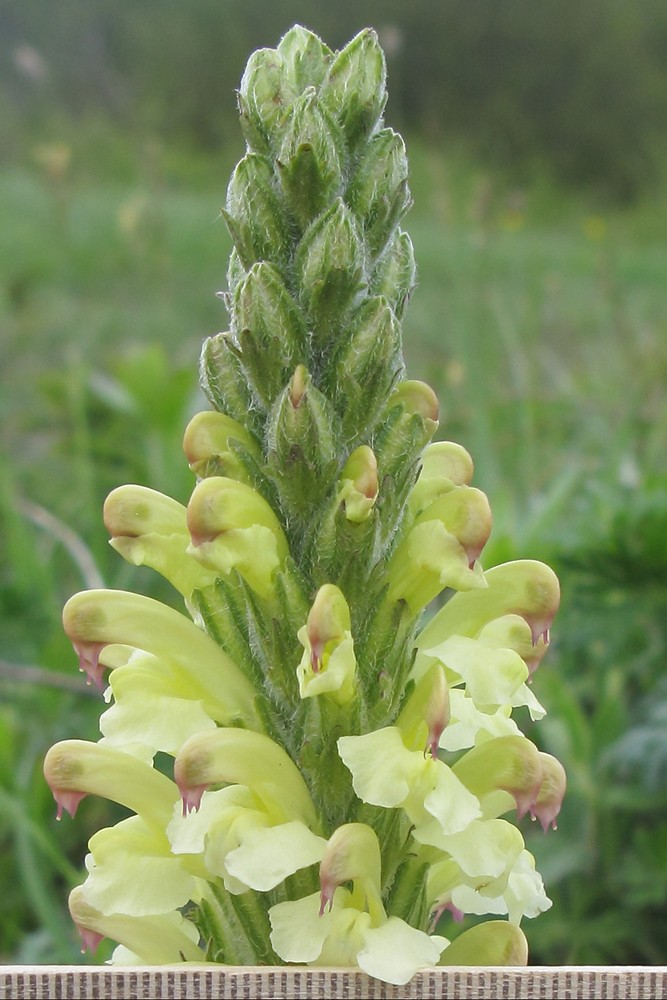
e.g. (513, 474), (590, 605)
(46, 26), (564, 982)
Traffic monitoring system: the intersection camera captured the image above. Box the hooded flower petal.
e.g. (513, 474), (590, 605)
(415, 559), (560, 671)
(187, 476), (289, 600)
(69, 885), (204, 963)
(43, 739), (179, 832)
(63, 589), (260, 728)
(103, 485), (218, 600)
(438, 920), (528, 966)
(173, 729), (319, 827)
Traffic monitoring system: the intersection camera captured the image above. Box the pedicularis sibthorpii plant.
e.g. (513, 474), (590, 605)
(44, 27), (565, 984)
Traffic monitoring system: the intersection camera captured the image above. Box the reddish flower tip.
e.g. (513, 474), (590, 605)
(73, 641), (108, 692)
(319, 886), (335, 917)
(178, 782), (209, 817)
(53, 789), (88, 820)
(76, 923), (104, 955)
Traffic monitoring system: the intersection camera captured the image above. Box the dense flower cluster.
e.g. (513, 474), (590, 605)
(44, 26), (564, 985)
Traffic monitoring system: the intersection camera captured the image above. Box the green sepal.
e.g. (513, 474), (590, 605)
(199, 333), (260, 433)
(373, 392), (439, 548)
(226, 440), (281, 515)
(226, 247), (247, 300)
(211, 883), (280, 966)
(196, 884), (259, 965)
(298, 697), (358, 828)
(320, 29), (387, 149)
(355, 594), (417, 727)
(352, 804), (410, 899)
(294, 199), (365, 345)
(276, 89), (345, 232)
(274, 559), (311, 638)
(267, 368), (340, 472)
(307, 495), (379, 586)
(232, 262), (308, 371)
(191, 581), (263, 691)
(237, 575), (301, 709)
(235, 327), (288, 410)
(224, 154), (292, 270)
(329, 297), (403, 441)
(346, 128), (411, 260)
(386, 856), (432, 930)
(370, 229), (417, 320)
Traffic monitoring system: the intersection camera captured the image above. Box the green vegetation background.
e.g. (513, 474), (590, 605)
(2, 0), (667, 966)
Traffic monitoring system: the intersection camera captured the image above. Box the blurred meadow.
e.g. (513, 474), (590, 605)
(2, 0), (667, 965)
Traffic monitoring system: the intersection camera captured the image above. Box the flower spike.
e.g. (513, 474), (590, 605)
(45, 24), (564, 978)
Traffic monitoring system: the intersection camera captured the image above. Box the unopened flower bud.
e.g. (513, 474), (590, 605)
(268, 367), (339, 473)
(338, 446), (378, 522)
(319, 823), (383, 918)
(276, 88), (344, 230)
(438, 920), (528, 967)
(238, 47), (296, 154)
(387, 487), (492, 613)
(187, 476), (288, 599)
(223, 154), (291, 270)
(277, 25), (332, 92)
(199, 332), (256, 429)
(374, 381), (440, 485)
(452, 735), (544, 821)
(396, 663), (450, 759)
(297, 584), (356, 704)
(370, 229), (417, 319)
(532, 753), (566, 831)
(295, 199), (364, 341)
(183, 410), (260, 481)
(233, 261), (308, 374)
(346, 128), (411, 258)
(391, 380), (440, 424)
(332, 298), (402, 441)
(320, 29), (387, 147)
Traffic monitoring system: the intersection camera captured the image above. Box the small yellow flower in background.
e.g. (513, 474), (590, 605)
(583, 215), (607, 241)
(499, 208), (524, 232)
(33, 142), (71, 182)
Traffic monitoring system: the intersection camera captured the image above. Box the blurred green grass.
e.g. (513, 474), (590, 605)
(1, 136), (667, 963)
